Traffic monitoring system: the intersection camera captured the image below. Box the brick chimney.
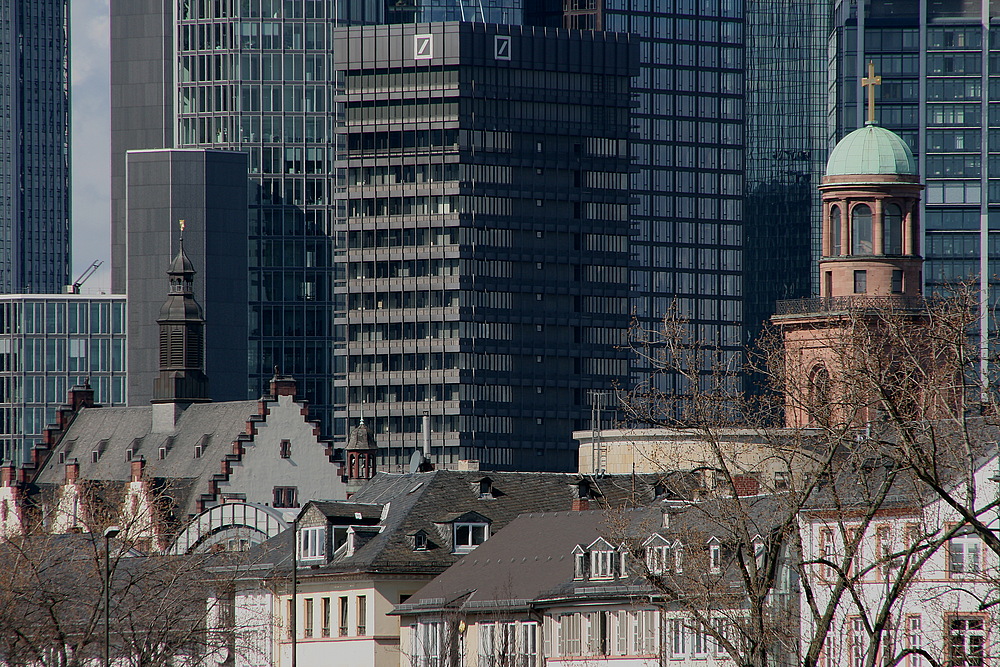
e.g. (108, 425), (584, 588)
(572, 497), (590, 511)
(67, 383), (95, 412)
(130, 456), (146, 482)
(65, 459), (80, 484)
(732, 475), (760, 497)
(0, 463), (15, 487)
(269, 367), (297, 397)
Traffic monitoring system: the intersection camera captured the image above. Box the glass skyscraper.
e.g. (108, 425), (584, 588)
(0, 0), (71, 294)
(0, 294), (127, 464)
(829, 0), (1000, 373)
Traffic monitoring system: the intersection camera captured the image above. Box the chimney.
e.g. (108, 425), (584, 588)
(67, 383), (95, 412)
(732, 475), (760, 497)
(65, 459), (80, 484)
(572, 497), (590, 511)
(0, 463), (15, 487)
(130, 456), (146, 482)
(269, 368), (297, 397)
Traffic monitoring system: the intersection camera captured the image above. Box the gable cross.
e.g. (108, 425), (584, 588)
(861, 60), (882, 124)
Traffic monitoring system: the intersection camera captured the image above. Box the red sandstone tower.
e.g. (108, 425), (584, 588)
(772, 66), (930, 429)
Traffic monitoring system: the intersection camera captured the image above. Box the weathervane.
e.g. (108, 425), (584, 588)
(861, 60), (882, 124)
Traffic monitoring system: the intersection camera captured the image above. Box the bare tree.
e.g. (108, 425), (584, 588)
(612, 291), (994, 667)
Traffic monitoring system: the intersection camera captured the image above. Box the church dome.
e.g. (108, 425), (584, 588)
(826, 123), (916, 177)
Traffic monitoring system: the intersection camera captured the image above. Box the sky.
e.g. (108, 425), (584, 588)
(70, 0), (112, 292)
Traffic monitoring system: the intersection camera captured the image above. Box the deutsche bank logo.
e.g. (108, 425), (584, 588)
(414, 34), (433, 60)
(494, 35), (511, 60)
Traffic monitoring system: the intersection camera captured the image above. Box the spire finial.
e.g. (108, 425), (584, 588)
(861, 61), (882, 125)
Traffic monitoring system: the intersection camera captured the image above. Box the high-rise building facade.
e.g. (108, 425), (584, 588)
(0, 0), (71, 293)
(743, 0), (827, 345)
(578, 0), (746, 399)
(829, 0), (1000, 365)
(0, 294), (127, 464)
(333, 22), (635, 469)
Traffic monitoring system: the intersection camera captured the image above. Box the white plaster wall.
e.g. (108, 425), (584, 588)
(217, 395), (347, 505)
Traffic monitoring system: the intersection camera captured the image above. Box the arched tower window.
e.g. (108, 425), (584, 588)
(810, 365), (831, 426)
(830, 205), (842, 256)
(883, 203), (903, 255)
(851, 204), (873, 254)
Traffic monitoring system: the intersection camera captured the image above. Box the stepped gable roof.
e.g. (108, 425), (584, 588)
(826, 123), (916, 177)
(32, 400), (259, 517)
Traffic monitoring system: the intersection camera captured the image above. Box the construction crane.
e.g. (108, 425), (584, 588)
(66, 260), (103, 294)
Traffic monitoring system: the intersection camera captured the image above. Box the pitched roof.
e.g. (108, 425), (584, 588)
(256, 470), (661, 578)
(33, 400), (260, 517)
(396, 510), (616, 613)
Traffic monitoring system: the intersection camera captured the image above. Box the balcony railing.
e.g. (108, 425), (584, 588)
(774, 295), (927, 316)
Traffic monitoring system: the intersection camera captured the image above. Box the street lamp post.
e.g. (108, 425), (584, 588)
(103, 525), (120, 667)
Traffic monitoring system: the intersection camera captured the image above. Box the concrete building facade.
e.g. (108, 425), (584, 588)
(332, 23), (635, 470)
(124, 148), (249, 404)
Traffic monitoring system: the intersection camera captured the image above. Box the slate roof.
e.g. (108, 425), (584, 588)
(254, 470), (662, 579)
(396, 494), (796, 615)
(396, 510), (622, 613)
(32, 401), (260, 518)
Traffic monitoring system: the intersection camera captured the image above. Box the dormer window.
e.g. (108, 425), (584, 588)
(591, 548), (616, 579)
(708, 538), (722, 574)
(645, 535), (672, 575)
(299, 526), (326, 561)
(454, 522), (488, 552)
(477, 477), (494, 499)
(414, 532), (428, 551)
(587, 538), (618, 579)
(573, 545), (588, 579)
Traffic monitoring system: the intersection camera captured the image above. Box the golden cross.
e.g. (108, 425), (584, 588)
(861, 60), (882, 124)
(179, 219), (186, 232)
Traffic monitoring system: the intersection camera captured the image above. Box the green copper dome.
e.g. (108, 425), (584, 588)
(826, 123), (916, 177)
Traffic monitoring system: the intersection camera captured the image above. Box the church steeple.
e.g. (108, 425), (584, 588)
(152, 221), (209, 404)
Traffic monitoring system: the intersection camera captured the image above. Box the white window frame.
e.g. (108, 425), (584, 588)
(709, 541), (722, 574)
(591, 549), (615, 579)
(299, 526), (326, 561)
(949, 531), (981, 577)
(453, 522), (489, 552)
(669, 618), (687, 659)
(905, 615), (922, 667)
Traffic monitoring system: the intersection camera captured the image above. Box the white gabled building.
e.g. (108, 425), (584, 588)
(800, 449), (1000, 667)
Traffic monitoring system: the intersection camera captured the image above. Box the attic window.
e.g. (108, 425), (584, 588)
(710, 542), (722, 574)
(591, 547), (616, 579)
(573, 547), (588, 579)
(194, 445), (203, 459)
(453, 522), (488, 553)
(280, 439), (291, 459)
(125, 448), (133, 462)
(299, 527), (326, 560)
(413, 532), (428, 551)
(92, 450), (99, 463)
(478, 478), (493, 499)
(58, 452), (66, 464)
(159, 447), (167, 460)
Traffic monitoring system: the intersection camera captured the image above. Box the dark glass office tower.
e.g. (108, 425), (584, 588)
(333, 23), (635, 470)
(742, 0), (827, 349)
(0, 0), (71, 294)
(829, 0), (1000, 376)
(598, 0), (745, 399)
